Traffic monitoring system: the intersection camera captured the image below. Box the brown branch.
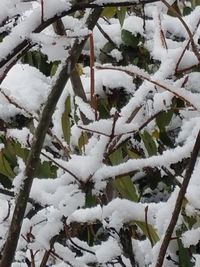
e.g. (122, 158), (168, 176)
(161, 0), (200, 63)
(0, 0), (160, 84)
(0, 8), (102, 267)
(89, 33), (97, 120)
(96, 65), (198, 110)
(78, 125), (111, 137)
(175, 18), (200, 74)
(41, 0), (44, 23)
(53, 19), (89, 125)
(1, 86), (71, 159)
(40, 151), (82, 184)
(39, 236), (58, 267)
(96, 22), (118, 49)
(155, 129), (200, 267)
(1, 201), (11, 223)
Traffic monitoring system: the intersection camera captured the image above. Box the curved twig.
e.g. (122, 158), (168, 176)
(0, 0), (160, 84)
(96, 65), (198, 110)
(0, 7), (102, 267)
(161, 0), (200, 63)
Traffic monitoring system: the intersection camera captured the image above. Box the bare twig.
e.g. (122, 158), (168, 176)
(96, 65), (198, 110)
(175, 18), (200, 73)
(161, 0), (200, 63)
(1, 201), (11, 223)
(41, 0), (44, 23)
(155, 129), (200, 267)
(40, 151), (82, 184)
(96, 22), (118, 49)
(89, 33), (97, 120)
(53, 19), (89, 125)
(0, 8), (102, 267)
(0, 0), (160, 84)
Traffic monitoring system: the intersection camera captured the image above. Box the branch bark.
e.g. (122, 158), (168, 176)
(0, 0), (160, 83)
(155, 129), (200, 267)
(0, 8), (102, 267)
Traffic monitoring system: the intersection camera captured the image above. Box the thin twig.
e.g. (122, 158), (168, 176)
(41, 0), (44, 23)
(0, 0), (160, 84)
(49, 251), (73, 267)
(40, 151), (82, 184)
(0, 8), (102, 267)
(96, 65), (197, 110)
(96, 22), (118, 49)
(155, 129), (200, 267)
(161, 0), (200, 63)
(175, 18), (200, 73)
(90, 33), (97, 120)
(1, 201), (11, 223)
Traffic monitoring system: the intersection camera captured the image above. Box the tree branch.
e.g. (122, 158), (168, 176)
(0, 7), (102, 267)
(0, 0), (160, 83)
(155, 129), (200, 267)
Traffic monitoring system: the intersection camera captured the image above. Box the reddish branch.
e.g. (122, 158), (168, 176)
(161, 0), (200, 63)
(155, 129), (200, 267)
(96, 65), (198, 110)
(0, 7), (102, 267)
(0, 0), (160, 83)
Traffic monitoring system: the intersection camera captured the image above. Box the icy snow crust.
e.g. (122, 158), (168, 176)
(0, 0), (200, 267)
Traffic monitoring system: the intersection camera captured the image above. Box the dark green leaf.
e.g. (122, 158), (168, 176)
(35, 161), (57, 178)
(109, 147), (123, 165)
(117, 7), (127, 27)
(121, 30), (140, 48)
(0, 151), (15, 178)
(140, 130), (157, 156)
(114, 176), (138, 202)
(177, 234), (194, 267)
(183, 6), (193, 15)
(156, 110), (173, 132)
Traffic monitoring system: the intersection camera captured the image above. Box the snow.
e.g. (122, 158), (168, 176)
(93, 141), (194, 189)
(182, 228), (200, 248)
(0, 1), (200, 266)
(1, 64), (50, 118)
(95, 237), (121, 263)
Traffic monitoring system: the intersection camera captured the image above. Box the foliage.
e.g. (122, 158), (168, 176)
(0, 0), (200, 267)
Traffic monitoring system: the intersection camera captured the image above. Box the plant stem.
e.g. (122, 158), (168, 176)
(155, 129), (200, 267)
(0, 8), (102, 267)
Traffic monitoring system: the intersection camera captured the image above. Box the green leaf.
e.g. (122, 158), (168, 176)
(101, 7), (117, 18)
(177, 234), (194, 267)
(121, 30), (140, 48)
(114, 176), (138, 202)
(50, 61), (60, 77)
(140, 130), (157, 156)
(167, 1), (182, 17)
(109, 147), (123, 165)
(99, 42), (116, 64)
(109, 148), (138, 202)
(0, 151), (15, 178)
(35, 161), (57, 178)
(156, 110), (173, 132)
(61, 95), (71, 144)
(78, 132), (88, 153)
(134, 220), (159, 245)
(183, 6), (193, 15)
(117, 7), (127, 27)
(127, 149), (140, 159)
